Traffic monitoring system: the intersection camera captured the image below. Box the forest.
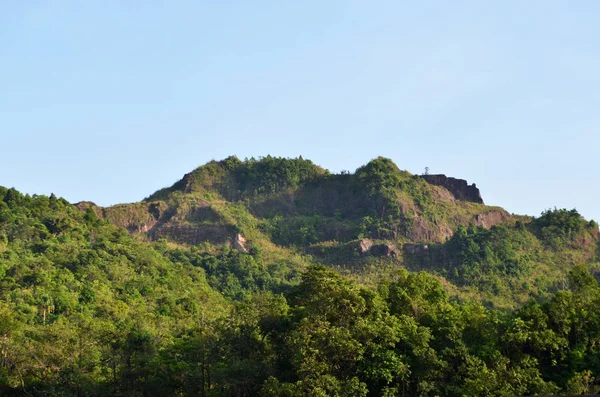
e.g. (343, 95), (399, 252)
(1, 156), (600, 396)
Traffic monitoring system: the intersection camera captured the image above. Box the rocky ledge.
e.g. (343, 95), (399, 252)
(421, 174), (483, 204)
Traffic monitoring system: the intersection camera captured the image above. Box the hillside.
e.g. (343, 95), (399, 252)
(2, 156), (600, 396)
(81, 156), (598, 307)
(0, 186), (227, 395)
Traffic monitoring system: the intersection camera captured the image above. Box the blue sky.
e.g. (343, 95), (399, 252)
(1, 1), (599, 222)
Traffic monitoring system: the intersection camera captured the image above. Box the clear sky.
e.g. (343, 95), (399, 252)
(1, 1), (599, 222)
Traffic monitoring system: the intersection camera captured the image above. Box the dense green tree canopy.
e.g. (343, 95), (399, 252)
(1, 157), (600, 396)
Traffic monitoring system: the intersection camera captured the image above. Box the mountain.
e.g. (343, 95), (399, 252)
(78, 155), (599, 307)
(85, 156), (507, 246)
(2, 156), (600, 396)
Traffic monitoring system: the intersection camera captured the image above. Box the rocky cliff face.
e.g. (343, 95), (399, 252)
(75, 200), (239, 246)
(421, 174), (483, 204)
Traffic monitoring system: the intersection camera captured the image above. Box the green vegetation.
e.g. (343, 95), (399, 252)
(146, 155), (327, 202)
(0, 187), (226, 396)
(402, 209), (599, 307)
(535, 208), (592, 249)
(144, 157), (504, 247)
(162, 244), (300, 300)
(1, 156), (600, 396)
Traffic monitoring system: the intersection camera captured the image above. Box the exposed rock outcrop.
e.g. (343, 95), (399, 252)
(422, 174), (483, 204)
(233, 233), (249, 253)
(75, 201), (167, 234)
(371, 243), (400, 257)
(358, 239), (373, 255)
(407, 218), (453, 243)
(354, 239), (399, 257)
(429, 185), (456, 203)
(101, 202), (169, 235)
(473, 210), (508, 229)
